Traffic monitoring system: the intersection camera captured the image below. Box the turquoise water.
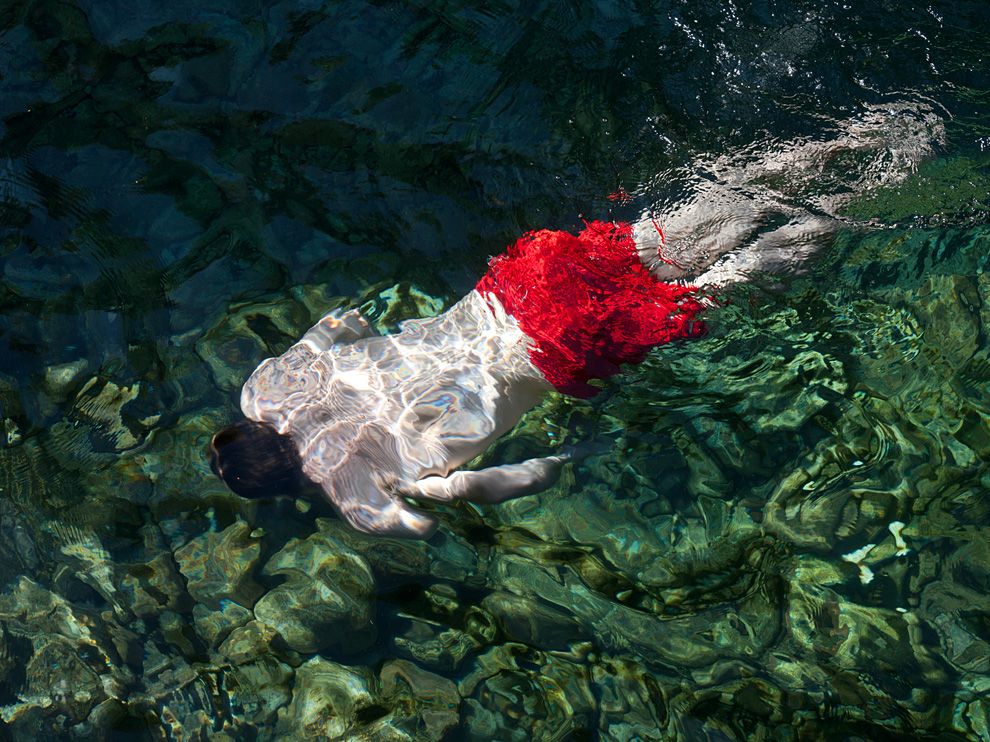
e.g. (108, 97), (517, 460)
(1, 0), (990, 739)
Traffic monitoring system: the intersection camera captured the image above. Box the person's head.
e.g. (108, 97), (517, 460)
(209, 419), (310, 499)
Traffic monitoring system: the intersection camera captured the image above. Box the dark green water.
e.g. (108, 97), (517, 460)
(1, 0), (990, 739)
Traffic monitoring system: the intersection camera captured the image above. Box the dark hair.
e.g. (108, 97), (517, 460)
(209, 419), (310, 499)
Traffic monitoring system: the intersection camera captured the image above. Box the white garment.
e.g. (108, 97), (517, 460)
(241, 291), (559, 537)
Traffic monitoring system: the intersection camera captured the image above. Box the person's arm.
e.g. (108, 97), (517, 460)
(404, 441), (604, 505)
(321, 450), (574, 537)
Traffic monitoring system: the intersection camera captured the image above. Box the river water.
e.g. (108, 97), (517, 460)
(1, 1), (989, 739)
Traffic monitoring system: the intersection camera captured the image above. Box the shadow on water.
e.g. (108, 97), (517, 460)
(0, 0), (989, 738)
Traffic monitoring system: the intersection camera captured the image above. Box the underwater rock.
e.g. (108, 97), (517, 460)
(389, 582), (496, 670)
(46, 522), (125, 619)
(134, 412), (241, 516)
(494, 487), (681, 590)
(392, 618), (479, 672)
(225, 656), (294, 727)
(274, 657), (376, 739)
(481, 591), (583, 649)
(906, 274), (982, 369)
(378, 659), (460, 739)
(274, 657), (460, 741)
(159, 610), (199, 659)
(194, 295), (311, 392)
(762, 394), (913, 552)
(1, 636), (106, 727)
(0, 624), (15, 689)
(0, 371), (26, 447)
(590, 656), (670, 741)
(290, 283), (362, 323)
(3, 416), (22, 447)
(369, 282), (447, 330)
(41, 358), (90, 401)
(193, 600), (253, 650)
(0, 499), (39, 587)
(70, 376), (156, 451)
(315, 517), (482, 586)
(919, 540), (990, 675)
(459, 643), (594, 741)
(841, 155), (990, 225)
(174, 519), (263, 609)
(117, 536), (186, 619)
(31, 636), (106, 715)
(0, 580), (124, 733)
(253, 531), (375, 654)
(488, 550), (780, 670)
(0, 429), (103, 582)
(217, 620), (281, 666)
(615, 316), (849, 437)
(130, 636), (252, 739)
(0, 577), (96, 644)
(786, 568), (897, 669)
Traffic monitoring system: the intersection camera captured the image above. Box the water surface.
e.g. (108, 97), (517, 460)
(1, 0), (990, 739)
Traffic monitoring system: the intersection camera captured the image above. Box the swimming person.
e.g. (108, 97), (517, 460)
(209, 102), (944, 539)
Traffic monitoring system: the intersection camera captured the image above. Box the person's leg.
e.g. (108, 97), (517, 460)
(634, 101), (945, 286)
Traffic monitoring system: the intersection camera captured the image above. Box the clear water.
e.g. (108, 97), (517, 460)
(1, 0), (989, 739)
